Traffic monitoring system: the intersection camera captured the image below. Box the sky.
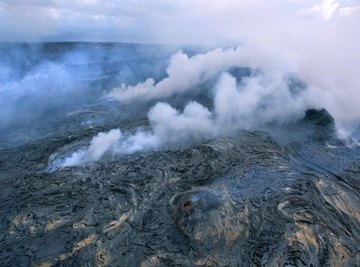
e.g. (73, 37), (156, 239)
(0, 0), (359, 44)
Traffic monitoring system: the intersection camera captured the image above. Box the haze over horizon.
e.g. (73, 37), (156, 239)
(0, 0), (359, 44)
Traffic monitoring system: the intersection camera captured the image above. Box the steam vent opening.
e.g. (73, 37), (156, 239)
(183, 201), (191, 209)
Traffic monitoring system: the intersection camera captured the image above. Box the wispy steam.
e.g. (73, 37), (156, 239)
(0, 43), (174, 130)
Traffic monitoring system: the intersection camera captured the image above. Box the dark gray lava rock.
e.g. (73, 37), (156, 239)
(1, 116), (360, 267)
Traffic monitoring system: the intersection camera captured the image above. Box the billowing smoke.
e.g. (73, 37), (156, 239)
(107, 48), (246, 102)
(1, 1), (358, 168)
(50, 129), (161, 168)
(107, 44), (360, 125)
(39, 36), (359, 168)
(52, 55), (309, 168)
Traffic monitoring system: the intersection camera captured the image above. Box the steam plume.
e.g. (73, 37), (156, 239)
(54, 65), (308, 167)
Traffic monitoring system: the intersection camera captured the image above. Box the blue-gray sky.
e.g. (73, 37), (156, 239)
(0, 0), (359, 44)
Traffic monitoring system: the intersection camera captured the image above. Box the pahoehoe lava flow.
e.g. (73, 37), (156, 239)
(1, 108), (360, 266)
(0, 43), (360, 267)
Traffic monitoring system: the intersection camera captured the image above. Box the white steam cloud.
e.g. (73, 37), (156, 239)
(43, 0), (360, 168)
(51, 129), (161, 167)
(107, 48), (245, 102)
(58, 129), (122, 167)
(53, 62), (308, 167)
(107, 43), (360, 124)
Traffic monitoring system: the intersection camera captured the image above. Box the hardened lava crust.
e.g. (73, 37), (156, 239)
(1, 109), (360, 267)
